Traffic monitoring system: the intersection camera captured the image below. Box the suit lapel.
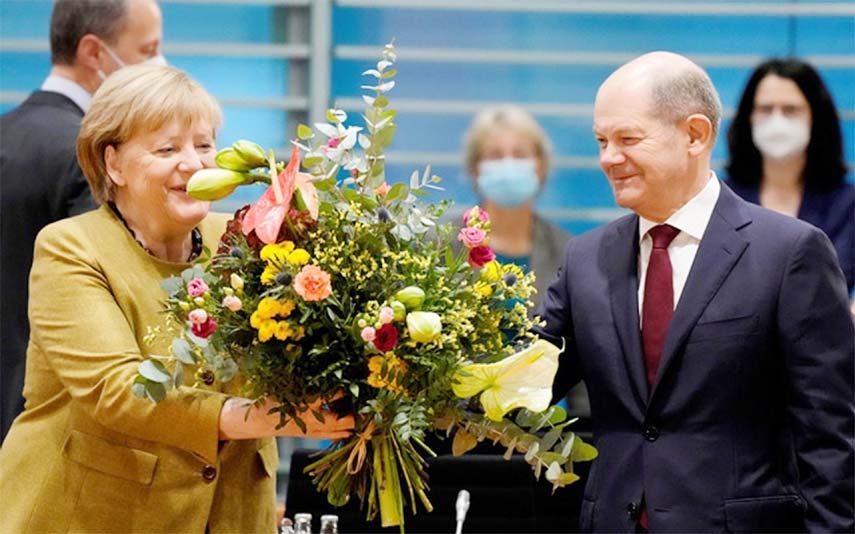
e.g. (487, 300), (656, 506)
(651, 185), (751, 397)
(606, 216), (649, 407)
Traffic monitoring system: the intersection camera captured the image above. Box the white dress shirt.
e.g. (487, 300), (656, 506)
(637, 174), (721, 316)
(41, 75), (92, 113)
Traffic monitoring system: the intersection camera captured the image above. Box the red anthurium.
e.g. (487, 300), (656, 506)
(241, 144), (301, 244)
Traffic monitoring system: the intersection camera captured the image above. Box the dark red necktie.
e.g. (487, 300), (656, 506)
(638, 224), (679, 531)
(641, 224), (680, 387)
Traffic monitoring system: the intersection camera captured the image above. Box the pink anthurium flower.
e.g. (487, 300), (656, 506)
(241, 144), (301, 244)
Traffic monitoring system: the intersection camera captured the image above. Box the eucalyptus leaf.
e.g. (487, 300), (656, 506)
(372, 125), (396, 151)
(172, 360), (184, 386)
(385, 182), (407, 202)
(139, 359), (172, 383)
(161, 275), (183, 296)
(217, 357), (239, 382)
(314, 122), (339, 138)
(571, 439), (599, 462)
(172, 338), (195, 365)
(131, 382), (147, 399)
(181, 265), (206, 282)
(303, 156), (324, 169)
(541, 427), (562, 451)
(377, 81), (395, 93)
(297, 123), (314, 140)
(144, 381), (167, 403)
(523, 440), (540, 462)
(374, 95), (389, 108)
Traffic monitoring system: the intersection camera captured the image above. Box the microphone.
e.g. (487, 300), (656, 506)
(455, 489), (470, 534)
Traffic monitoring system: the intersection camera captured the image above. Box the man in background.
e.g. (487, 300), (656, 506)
(538, 51), (853, 531)
(0, 0), (163, 442)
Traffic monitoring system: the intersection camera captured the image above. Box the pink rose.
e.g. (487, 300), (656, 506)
(373, 323), (398, 352)
(457, 227), (487, 249)
(192, 317), (217, 338)
(379, 306), (395, 324)
(222, 295), (242, 312)
(294, 264), (332, 301)
(361, 326), (377, 342)
(463, 206), (489, 227)
(375, 182), (390, 197)
(187, 278), (209, 298)
(188, 308), (208, 325)
(468, 245), (496, 268)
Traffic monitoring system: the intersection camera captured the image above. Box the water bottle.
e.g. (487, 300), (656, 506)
(293, 513), (313, 534)
(278, 516), (295, 534)
(319, 514), (339, 534)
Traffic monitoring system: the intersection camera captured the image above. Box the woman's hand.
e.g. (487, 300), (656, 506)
(218, 396), (354, 441)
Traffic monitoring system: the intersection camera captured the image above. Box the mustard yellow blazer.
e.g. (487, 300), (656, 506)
(0, 205), (279, 533)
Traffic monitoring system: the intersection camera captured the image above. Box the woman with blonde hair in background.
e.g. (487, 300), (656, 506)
(461, 103), (590, 428)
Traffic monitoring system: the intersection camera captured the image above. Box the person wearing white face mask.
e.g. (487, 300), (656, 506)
(725, 58), (854, 305)
(0, 0), (163, 444)
(98, 40), (168, 81)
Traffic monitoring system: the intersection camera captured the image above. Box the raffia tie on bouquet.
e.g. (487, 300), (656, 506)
(346, 421), (375, 474)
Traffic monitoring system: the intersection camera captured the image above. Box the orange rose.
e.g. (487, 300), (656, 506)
(293, 264), (332, 301)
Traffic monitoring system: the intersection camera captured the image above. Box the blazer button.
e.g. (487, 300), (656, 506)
(626, 501), (641, 519)
(643, 425), (659, 442)
(201, 464), (217, 482)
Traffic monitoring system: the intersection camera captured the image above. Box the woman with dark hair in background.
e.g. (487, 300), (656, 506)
(725, 58), (854, 297)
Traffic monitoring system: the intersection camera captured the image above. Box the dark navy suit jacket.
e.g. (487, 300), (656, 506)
(725, 179), (855, 292)
(535, 183), (854, 532)
(0, 90), (96, 442)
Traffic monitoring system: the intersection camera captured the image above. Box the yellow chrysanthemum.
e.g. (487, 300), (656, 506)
(287, 248), (310, 266)
(274, 321), (292, 341)
(257, 319), (277, 342)
(480, 260), (502, 283)
(367, 355), (387, 388)
(256, 297), (281, 319)
(261, 265), (279, 286)
(366, 353), (407, 394)
(250, 310), (263, 328)
(260, 241), (295, 262)
(291, 325), (305, 340)
(279, 300), (296, 317)
(473, 280), (493, 298)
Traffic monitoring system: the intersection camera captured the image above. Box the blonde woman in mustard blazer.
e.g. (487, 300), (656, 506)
(0, 65), (353, 533)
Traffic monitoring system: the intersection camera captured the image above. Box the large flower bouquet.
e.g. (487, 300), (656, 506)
(136, 43), (595, 530)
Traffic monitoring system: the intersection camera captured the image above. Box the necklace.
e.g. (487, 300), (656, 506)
(108, 202), (202, 262)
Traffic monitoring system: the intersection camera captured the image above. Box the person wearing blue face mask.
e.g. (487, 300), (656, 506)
(460, 103), (591, 427)
(462, 104), (568, 306)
